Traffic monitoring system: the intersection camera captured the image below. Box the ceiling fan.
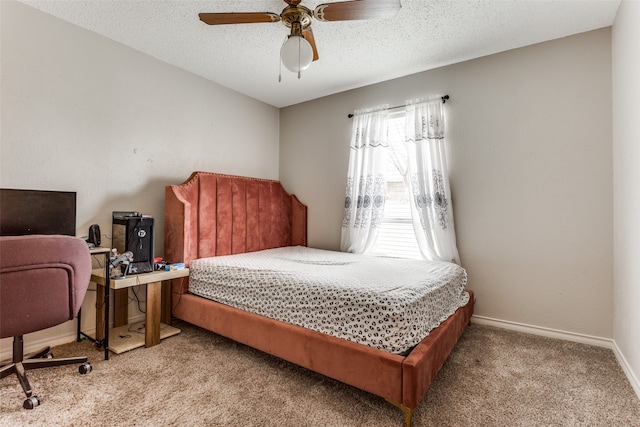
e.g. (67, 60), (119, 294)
(199, 0), (402, 79)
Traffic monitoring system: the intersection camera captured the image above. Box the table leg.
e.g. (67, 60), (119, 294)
(145, 281), (161, 347)
(95, 284), (106, 342)
(113, 288), (128, 328)
(104, 281), (110, 360)
(161, 280), (172, 325)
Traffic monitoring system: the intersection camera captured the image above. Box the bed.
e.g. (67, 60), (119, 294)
(164, 171), (474, 427)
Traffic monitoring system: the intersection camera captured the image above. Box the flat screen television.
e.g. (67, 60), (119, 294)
(0, 188), (77, 236)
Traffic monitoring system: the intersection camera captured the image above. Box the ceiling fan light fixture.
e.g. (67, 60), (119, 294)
(281, 35), (313, 74)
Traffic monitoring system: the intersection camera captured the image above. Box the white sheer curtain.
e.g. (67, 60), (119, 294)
(405, 99), (461, 264)
(340, 107), (389, 254)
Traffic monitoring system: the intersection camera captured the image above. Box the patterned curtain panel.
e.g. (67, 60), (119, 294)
(340, 107), (389, 254)
(405, 99), (461, 264)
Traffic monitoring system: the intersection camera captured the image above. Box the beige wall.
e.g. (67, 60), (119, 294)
(280, 29), (613, 339)
(612, 0), (640, 395)
(1, 1), (279, 352)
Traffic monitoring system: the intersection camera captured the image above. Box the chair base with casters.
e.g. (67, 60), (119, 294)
(0, 335), (92, 409)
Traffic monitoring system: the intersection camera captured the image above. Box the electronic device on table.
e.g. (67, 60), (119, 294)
(112, 211), (154, 275)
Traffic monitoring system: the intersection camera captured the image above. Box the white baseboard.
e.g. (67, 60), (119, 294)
(1, 329), (87, 361)
(612, 340), (640, 400)
(471, 315), (613, 348)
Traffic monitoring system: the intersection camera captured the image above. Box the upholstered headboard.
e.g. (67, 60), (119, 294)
(164, 172), (307, 266)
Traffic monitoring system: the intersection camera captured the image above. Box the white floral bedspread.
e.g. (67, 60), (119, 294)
(189, 246), (469, 354)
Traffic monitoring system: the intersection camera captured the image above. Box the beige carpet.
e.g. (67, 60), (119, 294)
(1, 321), (639, 426)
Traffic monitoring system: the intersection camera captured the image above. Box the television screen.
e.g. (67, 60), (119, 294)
(0, 188), (77, 236)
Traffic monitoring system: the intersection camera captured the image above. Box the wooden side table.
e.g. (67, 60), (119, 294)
(90, 267), (189, 355)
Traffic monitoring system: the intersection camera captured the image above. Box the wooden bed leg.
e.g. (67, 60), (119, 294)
(387, 400), (413, 427)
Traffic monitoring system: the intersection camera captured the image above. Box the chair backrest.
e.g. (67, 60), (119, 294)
(0, 235), (91, 339)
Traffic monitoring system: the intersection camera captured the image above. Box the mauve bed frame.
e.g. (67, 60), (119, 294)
(164, 171), (474, 427)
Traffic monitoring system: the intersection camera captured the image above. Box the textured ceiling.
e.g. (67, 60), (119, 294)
(20, 0), (620, 108)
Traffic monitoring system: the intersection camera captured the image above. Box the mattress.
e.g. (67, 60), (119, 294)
(189, 246), (469, 354)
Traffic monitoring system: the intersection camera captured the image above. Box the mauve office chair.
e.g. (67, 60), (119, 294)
(0, 235), (93, 409)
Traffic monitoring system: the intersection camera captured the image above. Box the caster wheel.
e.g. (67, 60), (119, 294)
(23, 396), (40, 409)
(44, 353), (54, 359)
(79, 362), (92, 374)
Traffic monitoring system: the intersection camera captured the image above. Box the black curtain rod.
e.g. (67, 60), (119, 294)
(347, 95), (450, 118)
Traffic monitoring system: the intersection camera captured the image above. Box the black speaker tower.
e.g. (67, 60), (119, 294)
(112, 212), (154, 275)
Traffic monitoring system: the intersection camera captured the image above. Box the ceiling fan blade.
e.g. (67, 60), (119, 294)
(303, 28), (319, 62)
(314, 0), (401, 22)
(199, 12), (281, 25)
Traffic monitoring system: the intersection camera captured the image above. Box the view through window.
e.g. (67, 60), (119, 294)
(368, 114), (422, 260)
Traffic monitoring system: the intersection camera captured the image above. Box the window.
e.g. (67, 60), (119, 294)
(368, 113), (422, 260)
